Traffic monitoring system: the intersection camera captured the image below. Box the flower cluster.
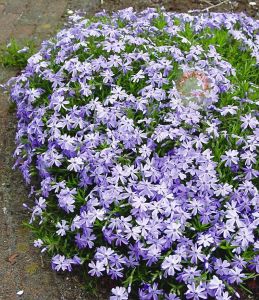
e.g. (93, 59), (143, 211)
(9, 7), (259, 300)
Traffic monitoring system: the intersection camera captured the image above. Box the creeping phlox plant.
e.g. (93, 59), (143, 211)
(8, 7), (259, 300)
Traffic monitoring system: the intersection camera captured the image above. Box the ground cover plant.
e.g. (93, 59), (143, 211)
(0, 39), (36, 69)
(7, 7), (259, 299)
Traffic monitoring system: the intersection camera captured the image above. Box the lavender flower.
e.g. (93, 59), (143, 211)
(110, 287), (128, 300)
(8, 7), (259, 299)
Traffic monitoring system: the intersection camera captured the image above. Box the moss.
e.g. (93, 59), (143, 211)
(25, 262), (40, 275)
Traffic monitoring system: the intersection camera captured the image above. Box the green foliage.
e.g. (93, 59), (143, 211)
(0, 38), (36, 69)
(10, 10), (259, 300)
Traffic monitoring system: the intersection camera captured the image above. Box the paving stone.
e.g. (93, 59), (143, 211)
(0, 4), (5, 14)
(35, 22), (59, 34)
(17, 0), (48, 25)
(44, 0), (68, 19)
(0, 13), (20, 43)
(12, 24), (36, 40)
(5, 0), (29, 14)
(27, 0), (48, 16)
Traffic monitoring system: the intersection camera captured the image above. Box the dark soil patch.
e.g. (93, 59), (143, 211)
(69, 0), (259, 18)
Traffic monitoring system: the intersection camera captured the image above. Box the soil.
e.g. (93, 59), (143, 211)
(69, 0), (259, 18)
(0, 1), (258, 300)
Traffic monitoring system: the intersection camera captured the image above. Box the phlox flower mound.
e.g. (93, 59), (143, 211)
(8, 7), (259, 300)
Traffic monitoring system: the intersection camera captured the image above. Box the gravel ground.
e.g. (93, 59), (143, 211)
(0, 1), (258, 300)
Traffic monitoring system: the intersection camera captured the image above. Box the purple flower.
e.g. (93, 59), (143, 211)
(52, 254), (73, 271)
(177, 266), (201, 284)
(57, 187), (76, 213)
(197, 234), (214, 248)
(208, 276), (225, 297)
(33, 239), (43, 248)
(165, 294), (180, 300)
(185, 283), (207, 300)
(228, 267), (246, 284)
(88, 260), (105, 277)
(221, 150), (239, 167)
(214, 258), (231, 276)
(139, 283), (163, 300)
(164, 222), (182, 241)
(161, 255), (182, 277)
(249, 255), (259, 273)
(56, 220), (69, 236)
(67, 157), (84, 172)
(240, 114), (258, 129)
(9, 7), (259, 299)
(110, 286), (128, 300)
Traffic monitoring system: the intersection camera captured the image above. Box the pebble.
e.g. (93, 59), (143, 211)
(17, 290), (24, 296)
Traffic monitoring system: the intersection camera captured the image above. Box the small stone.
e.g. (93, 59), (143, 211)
(67, 10), (73, 15)
(249, 1), (257, 6)
(17, 290), (24, 296)
(7, 253), (19, 265)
